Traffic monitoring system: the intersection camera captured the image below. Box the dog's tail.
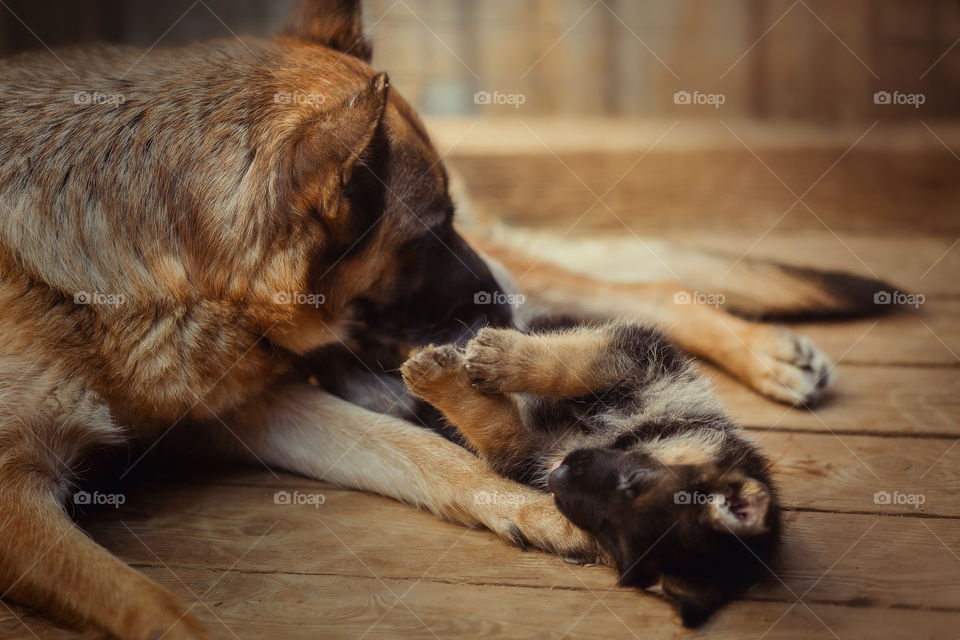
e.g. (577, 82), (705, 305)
(450, 169), (900, 320)
(669, 252), (897, 319)
(479, 225), (900, 320)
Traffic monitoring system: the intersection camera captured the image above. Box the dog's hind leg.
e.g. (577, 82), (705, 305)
(0, 370), (209, 639)
(0, 468), (210, 639)
(471, 235), (835, 406)
(226, 381), (595, 558)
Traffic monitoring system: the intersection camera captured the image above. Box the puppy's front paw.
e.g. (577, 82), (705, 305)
(401, 345), (466, 400)
(464, 327), (523, 393)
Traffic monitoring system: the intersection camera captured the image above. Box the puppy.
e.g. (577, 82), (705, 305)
(401, 318), (780, 627)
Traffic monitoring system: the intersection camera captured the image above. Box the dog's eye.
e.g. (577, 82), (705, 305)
(620, 470), (651, 497)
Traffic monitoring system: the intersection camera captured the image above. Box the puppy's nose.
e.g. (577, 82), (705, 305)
(548, 462), (569, 493)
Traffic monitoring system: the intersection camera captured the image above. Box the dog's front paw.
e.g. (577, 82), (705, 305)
(741, 326), (834, 406)
(488, 491), (599, 562)
(464, 327), (524, 393)
(401, 344), (466, 400)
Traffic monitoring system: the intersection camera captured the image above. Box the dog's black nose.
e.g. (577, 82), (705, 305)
(548, 462), (569, 493)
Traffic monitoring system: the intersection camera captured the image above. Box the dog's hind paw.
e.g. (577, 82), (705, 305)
(740, 326), (834, 406)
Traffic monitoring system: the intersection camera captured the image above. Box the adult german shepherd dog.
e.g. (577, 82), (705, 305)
(0, 0), (893, 637)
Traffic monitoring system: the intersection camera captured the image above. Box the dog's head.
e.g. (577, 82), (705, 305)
(268, 1), (511, 352)
(548, 446), (780, 627)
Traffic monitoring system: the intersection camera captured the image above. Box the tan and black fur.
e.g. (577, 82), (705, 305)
(401, 320), (779, 627)
(0, 0), (900, 637)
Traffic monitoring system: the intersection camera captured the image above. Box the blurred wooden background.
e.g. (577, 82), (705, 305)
(0, 0), (958, 121)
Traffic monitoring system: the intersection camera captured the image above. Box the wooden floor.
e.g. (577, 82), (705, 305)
(4, 121), (960, 639)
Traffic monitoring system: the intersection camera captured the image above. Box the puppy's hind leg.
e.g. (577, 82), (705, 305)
(401, 345), (531, 472)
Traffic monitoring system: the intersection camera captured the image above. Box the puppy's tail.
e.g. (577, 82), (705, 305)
(480, 226), (901, 320)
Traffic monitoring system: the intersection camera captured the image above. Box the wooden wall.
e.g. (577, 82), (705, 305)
(1, 0), (957, 122)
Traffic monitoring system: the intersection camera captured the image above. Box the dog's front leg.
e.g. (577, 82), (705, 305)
(226, 381), (594, 558)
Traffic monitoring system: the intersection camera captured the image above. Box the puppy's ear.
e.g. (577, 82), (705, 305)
(279, 0), (372, 61)
(286, 73), (388, 218)
(709, 478), (771, 536)
(662, 574), (731, 628)
(614, 549), (659, 589)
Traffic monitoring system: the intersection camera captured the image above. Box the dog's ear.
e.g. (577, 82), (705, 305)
(708, 478), (771, 536)
(662, 574), (731, 628)
(285, 72), (388, 218)
(279, 0), (372, 61)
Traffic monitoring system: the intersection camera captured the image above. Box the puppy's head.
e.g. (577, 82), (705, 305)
(548, 447), (780, 627)
(268, 1), (511, 352)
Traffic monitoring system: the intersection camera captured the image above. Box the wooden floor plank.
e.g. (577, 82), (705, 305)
(756, 431), (957, 516)
(789, 302), (959, 367)
(450, 149), (960, 236)
(72, 481), (960, 611)
(708, 364), (960, 435)
(6, 567), (960, 640)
